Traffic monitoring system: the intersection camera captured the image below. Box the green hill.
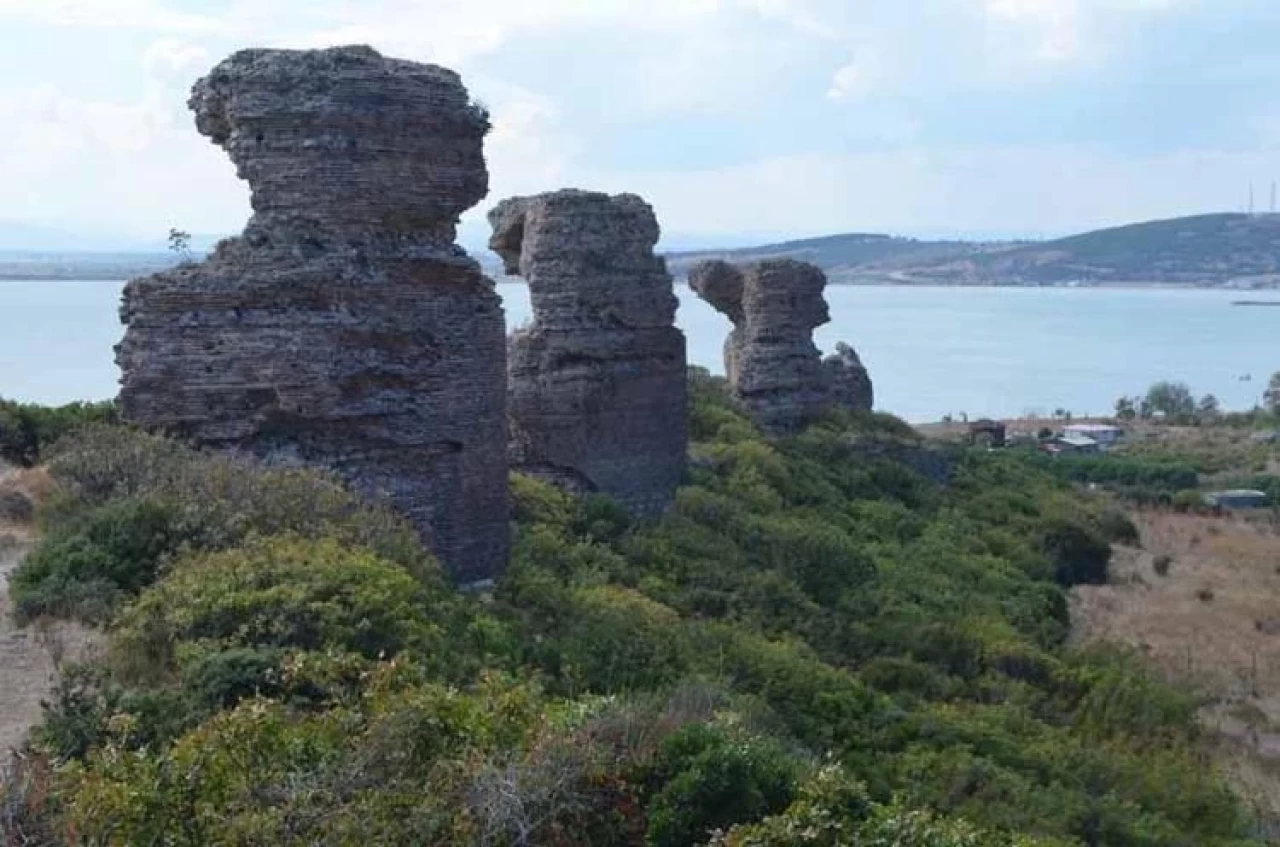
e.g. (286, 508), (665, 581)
(669, 213), (1280, 287)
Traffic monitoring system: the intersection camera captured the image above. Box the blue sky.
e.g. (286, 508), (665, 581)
(3, 0), (1280, 246)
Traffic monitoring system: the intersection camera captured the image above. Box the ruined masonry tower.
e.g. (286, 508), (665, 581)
(688, 258), (873, 435)
(116, 47), (509, 583)
(489, 190), (687, 516)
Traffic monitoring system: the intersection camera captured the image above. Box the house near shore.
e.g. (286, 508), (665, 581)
(1063, 423), (1124, 449)
(1205, 489), (1270, 509)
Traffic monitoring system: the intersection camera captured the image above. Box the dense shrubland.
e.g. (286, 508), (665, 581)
(1, 370), (1266, 845)
(0, 398), (118, 468)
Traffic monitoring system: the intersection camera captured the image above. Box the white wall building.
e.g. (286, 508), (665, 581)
(1063, 424), (1123, 448)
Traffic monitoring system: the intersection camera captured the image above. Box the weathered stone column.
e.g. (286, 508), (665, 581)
(689, 258), (873, 434)
(117, 46), (509, 583)
(489, 190), (687, 516)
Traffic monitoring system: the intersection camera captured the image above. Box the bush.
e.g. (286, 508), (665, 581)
(645, 724), (802, 847)
(1038, 518), (1111, 587)
(0, 398), (118, 467)
(111, 535), (452, 675)
(9, 498), (183, 622)
(14, 427), (439, 623)
(0, 488), (33, 522)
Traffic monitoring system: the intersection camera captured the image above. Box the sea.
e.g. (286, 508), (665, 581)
(1, 280), (1275, 423)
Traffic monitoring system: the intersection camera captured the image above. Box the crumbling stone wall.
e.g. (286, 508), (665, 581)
(688, 258), (873, 434)
(489, 189), (687, 516)
(117, 46), (508, 583)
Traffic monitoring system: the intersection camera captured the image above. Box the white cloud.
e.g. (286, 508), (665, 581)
(985, 0), (1083, 62)
(143, 38), (211, 76)
(826, 53), (878, 101)
(481, 84), (582, 201)
(0, 0), (1254, 241)
(0, 0), (225, 31)
(596, 143), (1271, 237)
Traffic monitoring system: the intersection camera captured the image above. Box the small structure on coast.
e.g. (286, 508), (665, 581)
(489, 189), (687, 516)
(687, 258), (873, 434)
(968, 419), (1007, 448)
(116, 47), (510, 583)
(1063, 423), (1124, 449)
(1205, 489), (1270, 509)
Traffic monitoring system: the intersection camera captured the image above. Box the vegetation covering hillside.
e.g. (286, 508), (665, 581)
(665, 234), (986, 284)
(0, 374), (1268, 845)
(668, 213), (1280, 287)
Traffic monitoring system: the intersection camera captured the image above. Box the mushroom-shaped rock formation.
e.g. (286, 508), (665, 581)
(116, 46), (509, 583)
(489, 189), (687, 516)
(689, 258), (873, 433)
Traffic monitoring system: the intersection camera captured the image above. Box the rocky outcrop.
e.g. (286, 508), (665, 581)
(489, 189), (686, 516)
(116, 46), (508, 583)
(824, 342), (874, 414)
(689, 258), (873, 434)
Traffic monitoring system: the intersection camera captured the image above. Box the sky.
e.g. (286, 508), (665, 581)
(3, 0), (1280, 248)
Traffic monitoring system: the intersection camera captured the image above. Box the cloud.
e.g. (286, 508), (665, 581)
(826, 53), (878, 101)
(985, 0), (1083, 62)
(0, 0), (1268, 242)
(143, 38), (211, 76)
(0, 0), (225, 31)
(596, 143), (1277, 237)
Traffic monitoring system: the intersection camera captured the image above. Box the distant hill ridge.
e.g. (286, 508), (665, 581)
(668, 212), (1280, 287)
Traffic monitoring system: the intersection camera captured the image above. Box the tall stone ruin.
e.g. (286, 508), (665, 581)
(489, 189), (687, 516)
(688, 258), (873, 434)
(116, 46), (509, 583)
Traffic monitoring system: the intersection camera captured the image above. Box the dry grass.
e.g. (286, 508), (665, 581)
(1071, 509), (1280, 833)
(0, 467), (48, 542)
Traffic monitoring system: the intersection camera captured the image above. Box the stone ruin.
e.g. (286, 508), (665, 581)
(116, 46), (509, 583)
(489, 190), (687, 516)
(688, 258), (873, 434)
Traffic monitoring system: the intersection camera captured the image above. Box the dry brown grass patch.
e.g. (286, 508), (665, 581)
(1071, 508), (1280, 831)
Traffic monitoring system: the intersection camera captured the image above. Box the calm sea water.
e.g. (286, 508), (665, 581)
(1, 280), (1275, 423)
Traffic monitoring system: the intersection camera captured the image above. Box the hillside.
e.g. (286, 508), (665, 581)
(0, 382), (1270, 845)
(666, 232), (1000, 284)
(668, 213), (1280, 287)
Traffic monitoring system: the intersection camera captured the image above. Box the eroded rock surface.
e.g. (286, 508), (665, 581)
(117, 46), (508, 582)
(824, 342), (874, 414)
(689, 258), (873, 434)
(490, 189), (686, 516)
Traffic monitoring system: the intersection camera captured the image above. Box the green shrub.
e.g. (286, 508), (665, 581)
(645, 724), (802, 847)
(9, 497), (183, 622)
(42, 427), (430, 573)
(1038, 517), (1111, 587)
(0, 398), (118, 466)
(111, 535), (451, 674)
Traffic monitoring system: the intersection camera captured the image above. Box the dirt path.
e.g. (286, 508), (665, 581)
(0, 533), (55, 754)
(0, 468), (96, 756)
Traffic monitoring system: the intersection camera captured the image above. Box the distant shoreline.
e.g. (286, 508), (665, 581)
(4, 273), (1280, 292)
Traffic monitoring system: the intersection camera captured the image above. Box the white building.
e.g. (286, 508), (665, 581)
(1063, 424), (1123, 448)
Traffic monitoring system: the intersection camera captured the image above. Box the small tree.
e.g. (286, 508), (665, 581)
(1264, 371), (1280, 416)
(1143, 381), (1196, 421)
(1197, 394), (1220, 421)
(1114, 396), (1137, 422)
(167, 228), (193, 263)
